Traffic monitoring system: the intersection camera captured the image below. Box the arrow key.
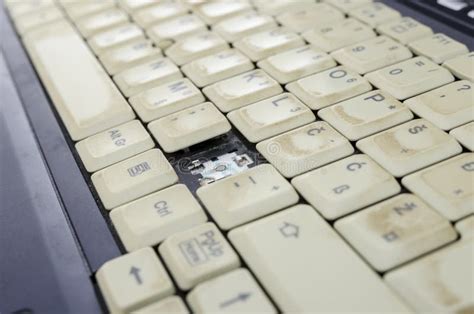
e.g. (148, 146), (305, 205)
(187, 268), (276, 313)
(96, 247), (175, 313)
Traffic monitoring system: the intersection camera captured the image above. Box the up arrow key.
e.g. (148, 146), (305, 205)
(129, 266), (142, 285)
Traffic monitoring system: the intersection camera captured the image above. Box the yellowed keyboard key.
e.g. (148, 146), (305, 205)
(197, 164), (299, 230)
(325, 0), (373, 12)
(287, 66), (372, 110)
(92, 149), (178, 209)
(335, 194), (457, 271)
(96, 247), (175, 314)
(257, 121), (354, 178)
(130, 78), (205, 122)
(292, 154), (400, 219)
(402, 153), (474, 221)
(405, 80), (474, 130)
(100, 40), (162, 75)
(377, 17), (433, 44)
(408, 33), (469, 64)
(257, 45), (337, 84)
(7, 0), (55, 19)
(252, 0), (315, 16)
(23, 20), (135, 141)
(349, 2), (401, 27)
(275, 3), (345, 33)
(110, 184), (207, 251)
(357, 119), (462, 177)
(133, 296), (189, 314)
(114, 57), (183, 97)
(319, 89), (413, 141)
(182, 49), (254, 87)
(76, 8), (129, 38)
(165, 32), (229, 65)
(229, 205), (411, 313)
(194, 1), (252, 24)
(450, 122), (474, 151)
(187, 269), (276, 313)
(88, 23), (145, 55)
(234, 27), (305, 62)
(443, 52), (474, 81)
(227, 93), (315, 143)
(213, 11), (277, 42)
(148, 102), (231, 153)
(455, 216), (474, 239)
(365, 56), (455, 100)
(331, 35), (413, 74)
(302, 18), (376, 52)
(203, 69), (282, 112)
(63, 0), (116, 21)
(385, 238), (474, 313)
(14, 7), (64, 35)
(119, 0), (159, 13)
(159, 223), (240, 290)
(133, 2), (187, 28)
(147, 14), (207, 49)
(76, 120), (154, 173)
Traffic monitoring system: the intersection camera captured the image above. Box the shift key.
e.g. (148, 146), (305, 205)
(229, 205), (411, 313)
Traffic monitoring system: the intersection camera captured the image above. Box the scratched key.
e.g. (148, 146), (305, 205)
(96, 247), (175, 314)
(187, 269), (276, 313)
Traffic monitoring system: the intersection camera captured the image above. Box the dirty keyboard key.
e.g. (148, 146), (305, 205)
(408, 33), (469, 64)
(292, 154), (400, 220)
(331, 35), (413, 74)
(229, 205), (411, 312)
(257, 121), (354, 178)
(213, 11), (277, 42)
(203, 69), (282, 112)
(287, 65), (372, 110)
(233, 27), (305, 62)
(88, 23), (145, 55)
(133, 2), (187, 29)
(376, 17), (433, 44)
(405, 80), (474, 130)
(132, 296), (189, 314)
(148, 102), (231, 153)
(319, 90), (413, 141)
(450, 122), (474, 151)
(197, 164), (299, 230)
(257, 45), (337, 84)
(402, 153), (474, 221)
(91, 149), (178, 209)
(110, 184), (207, 252)
(227, 93), (316, 143)
(187, 269), (276, 313)
(182, 49), (255, 87)
(76, 120), (154, 173)
(100, 40), (162, 75)
(76, 8), (129, 38)
(96, 247), (175, 314)
(23, 20), (135, 141)
(114, 57), (183, 97)
(130, 78), (205, 122)
(349, 2), (401, 27)
(302, 18), (376, 52)
(325, 0), (373, 13)
(385, 238), (474, 313)
(335, 194), (457, 271)
(63, 1), (116, 21)
(275, 3), (345, 33)
(194, 1), (252, 25)
(443, 52), (474, 81)
(365, 56), (454, 100)
(158, 223), (240, 290)
(357, 119), (462, 177)
(14, 7), (64, 36)
(165, 31), (229, 66)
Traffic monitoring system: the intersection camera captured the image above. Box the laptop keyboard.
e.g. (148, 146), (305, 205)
(4, 0), (474, 313)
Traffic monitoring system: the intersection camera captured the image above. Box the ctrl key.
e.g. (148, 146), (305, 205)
(96, 247), (175, 314)
(159, 223), (240, 290)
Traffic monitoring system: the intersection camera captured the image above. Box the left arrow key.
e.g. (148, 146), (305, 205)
(96, 247), (175, 313)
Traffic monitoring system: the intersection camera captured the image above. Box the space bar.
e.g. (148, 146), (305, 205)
(23, 19), (134, 141)
(229, 205), (411, 313)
